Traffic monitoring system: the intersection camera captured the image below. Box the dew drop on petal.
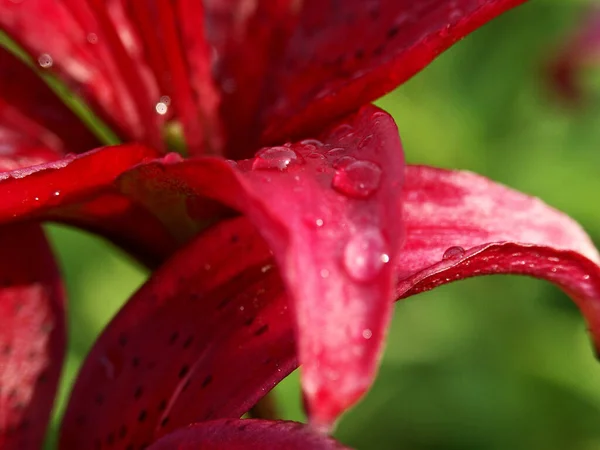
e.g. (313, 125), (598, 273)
(325, 148), (346, 160)
(362, 329), (373, 339)
(332, 160), (382, 199)
(442, 246), (465, 260)
(332, 155), (356, 169)
(299, 139), (324, 147)
(38, 53), (53, 69)
(87, 32), (98, 44)
(342, 229), (389, 282)
(252, 147), (302, 171)
(155, 101), (169, 115)
(315, 218), (324, 227)
(163, 152), (183, 163)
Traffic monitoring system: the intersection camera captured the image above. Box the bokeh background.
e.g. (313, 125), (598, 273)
(38, 1), (600, 449)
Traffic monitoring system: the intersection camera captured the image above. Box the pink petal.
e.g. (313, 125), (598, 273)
(0, 145), (177, 266)
(60, 216), (296, 449)
(0, 223), (65, 450)
(147, 419), (349, 449)
(117, 105), (405, 429)
(0, 47), (100, 155)
(396, 165), (600, 344)
(261, 0), (528, 145)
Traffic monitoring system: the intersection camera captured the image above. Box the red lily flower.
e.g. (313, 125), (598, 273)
(4, 1), (600, 449)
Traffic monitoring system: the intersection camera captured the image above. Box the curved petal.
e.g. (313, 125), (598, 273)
(147, 419), (350, 450)
(118, 105), (405, 429)
(0, 46), (100, 154)
(395, 165), (600, 343)
(0, 0), (222, 153)
(59, 216), (296, 449)
(61, 164), (600, 445)
(0, 223), (65, 450)
(0, 145), (177, 266)
(260, 0), (528, 145)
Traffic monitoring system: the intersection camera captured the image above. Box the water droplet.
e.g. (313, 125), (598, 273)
(306, 152), (326, 160)
(320, 269), (330, 278)
(332, 155), (356, 169)
(155, 101), (169, 115)
(163, 152), (183, 163)
(225, 160), (237, 167)
(358, 135), (374, 149)
(325, 148), (346, 160)
(332, 160), (382, 199)
(87, 32), (98, 44)
(252, 147), (302, 171)
(299, 139), (324, 147)
(315, 218), (324, 227)
(583, 274), (591, 280)
(362, 329), (373, 339)
(442, 246), (465, 260)
(342, 229), (389, 282)
(38, 53), (53, 69)
(34, 197), (39, 202)
(53, 190), (61, 197)
(261, 264), (273, 273)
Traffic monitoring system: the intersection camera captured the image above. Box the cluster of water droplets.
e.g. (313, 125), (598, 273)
(155, 95), (171, 115)
(248, 130), (390, 282)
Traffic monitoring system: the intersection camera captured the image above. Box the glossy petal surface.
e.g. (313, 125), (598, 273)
(0, 145), (177, 266)
(0, 47), (99, 155)
(60, 217), (295, 449)
(118, 105), (405, 429)
(147, 419), (349, 449)
(395, 165), (600, 343)
(0, 224), (65, 450)
(261, 0), (528, 144)
(0, 0), (163, 146)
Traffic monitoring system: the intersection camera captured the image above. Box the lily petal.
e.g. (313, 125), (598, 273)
(0, 47), (100, 155)
(60, 216), (296, 449)
(0, 223), (65, 450)
(396, 165), (600, 344)
(0, 145), (177, 266)
(147, 419), (349, 449)
(261, 0), (528, 145)
(118, 105), (405, 429)
(0, 0), (163, 146)
(61, 164), (600, 447)
(202, 0), (300, 158)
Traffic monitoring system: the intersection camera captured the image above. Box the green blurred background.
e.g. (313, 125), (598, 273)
(39, 1), (600, 449)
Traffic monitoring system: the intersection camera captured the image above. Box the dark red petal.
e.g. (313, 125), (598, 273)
(0, 47), (100, 154)
(545, 6), (600, 106)
(0, 223), (65, 450)
(0, 0), (162, 146)
(202, 0), (300, 158)
(60, 217), (297, 449)
(124, 0), (222, 154)
(0, 145), (177, 266)
(147, 419), (350, 450)
(260, 0), (528, 145)
(118, 105), (405, 429)
(396, 165), (600, 343)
